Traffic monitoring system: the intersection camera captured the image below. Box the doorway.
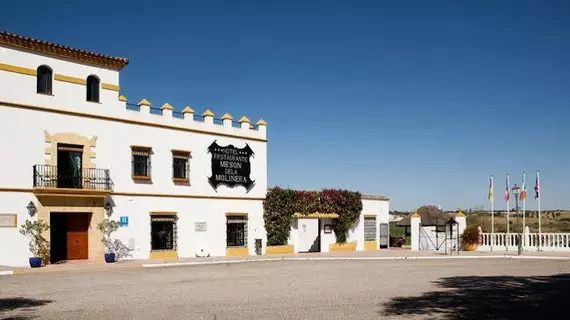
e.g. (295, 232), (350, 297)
(50, 212), (91, 263)
(57, 143), (83, 189)
(297, 219), (321, 252)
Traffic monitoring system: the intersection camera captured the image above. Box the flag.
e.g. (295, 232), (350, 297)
(488, 176), (494, 203)
(535, 171), (540, 200)
(520, 172), (527, 200)
(504, 174), (510, 202)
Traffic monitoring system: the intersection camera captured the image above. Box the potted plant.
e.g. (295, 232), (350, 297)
(19, 219), (50, 268)
(461, 226), (480, 251)
(97, 219), (121, 263)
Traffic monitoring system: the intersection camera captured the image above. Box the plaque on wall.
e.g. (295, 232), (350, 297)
(324, 224), (333, 234)
(0, 214), (17, 228)
(195, 222), (207, 232)
(208, 141), (255, 190)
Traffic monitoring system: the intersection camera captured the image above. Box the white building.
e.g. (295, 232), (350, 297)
(0, 32), (390, 267)
(0, 32), (267, 266)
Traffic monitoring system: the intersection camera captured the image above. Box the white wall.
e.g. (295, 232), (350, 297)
(0, 45), (268, 266)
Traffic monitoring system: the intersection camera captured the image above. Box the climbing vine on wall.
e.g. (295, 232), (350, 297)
(263, 188), (362, 245)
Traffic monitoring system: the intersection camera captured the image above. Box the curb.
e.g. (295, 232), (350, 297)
(141, 254), (570, 269)
(0, 270), (14, 276)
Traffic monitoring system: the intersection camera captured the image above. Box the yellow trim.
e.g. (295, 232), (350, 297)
(0, 214), (17, 228)
(411, 209), (420, 217)
(293, 212), (339, 219)
(225, 212), (248, 217)
(239, 116), (250, 123)
(0, 188), (265, 201)
(137, 98), (151, 106)
(202, 109), (214, 117)
(118, 95), (127, 102)
(329, 242), (357, 252)
(364, 240), (378, 251)
(150, 211), (177, 216)
(221, 113), (233, 120)
(226, 247), (249, 257)
(32, 188), (111, 197)
(101, 83), (120, 91)
(181, 106), (195, 114)
(172, 177), (190, 184)
(256, 119), (267, 126)
(161, 103), (174, 111)
(456, 207), (465, 217)
(54, 74), (86, 85)
(0, 100), (268, 143)
(150, 251), (178, 259)
(0, 63), (37, 76)
(265, 245), (294, 255)
(363, 214), (377, 218)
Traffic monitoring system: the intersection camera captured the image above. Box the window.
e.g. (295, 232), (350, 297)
(172, 150), (190, 182)
(227, 216), (248, 247)
(37, 65), (52, 95)
(364, 217), (377, 241)
(151, 215), (177, 251)
(131, 146), (151, 180)
(86, 75), (100, 102)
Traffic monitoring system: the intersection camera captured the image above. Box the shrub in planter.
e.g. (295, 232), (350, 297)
(461, 226), (480, 251)
(97, 219), (121, 263)
(19, 219), (50, 267)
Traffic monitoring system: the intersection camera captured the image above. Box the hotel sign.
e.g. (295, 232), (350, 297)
(208, 141), (254, 190)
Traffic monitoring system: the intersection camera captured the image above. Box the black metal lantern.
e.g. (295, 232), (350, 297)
(26, 201), (37, 216)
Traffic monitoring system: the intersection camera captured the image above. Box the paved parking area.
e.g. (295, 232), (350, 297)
(1, 258), (569, 319)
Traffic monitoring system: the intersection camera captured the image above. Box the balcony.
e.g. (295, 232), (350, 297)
(33, 165), (113, 195)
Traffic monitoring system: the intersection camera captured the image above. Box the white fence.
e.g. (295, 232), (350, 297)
(478, 232), (570, 252)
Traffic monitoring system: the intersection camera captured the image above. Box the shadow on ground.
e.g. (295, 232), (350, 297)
(381, 274), (570, 319)
(0, 297), (53, 319)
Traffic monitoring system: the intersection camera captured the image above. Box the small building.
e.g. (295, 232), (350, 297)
(290, 195), (390, 252)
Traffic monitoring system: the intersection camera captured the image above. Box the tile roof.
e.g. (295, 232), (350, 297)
(0, 31), (129, 70)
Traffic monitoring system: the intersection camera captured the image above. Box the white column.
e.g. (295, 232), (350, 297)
(221, 113), (233, 128)
(137, 98), (151, 115)
(411, 211), (421, 251)
(182, 106), (194, 122)
(256, 119), (267, 138)
(161, 103), (173, 118)
(239, 116), (251, 130)
(203, 110), (214, 124)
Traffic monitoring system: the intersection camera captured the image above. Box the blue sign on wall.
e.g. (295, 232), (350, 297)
(119, 216), (129, 227)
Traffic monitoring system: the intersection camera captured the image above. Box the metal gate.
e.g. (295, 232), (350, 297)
(418, 224), (447, 252)
(379, 223), (389, 248)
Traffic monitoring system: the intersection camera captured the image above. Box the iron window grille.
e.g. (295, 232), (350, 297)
(227, 216), (248, 247)
(150, 215), (177, 251)
(172, 151), (190, 180)
(132, 148), (151, 178)
(364, 217), (377, 241)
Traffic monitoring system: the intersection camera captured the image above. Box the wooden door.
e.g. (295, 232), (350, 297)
(66, 214), (90, 260)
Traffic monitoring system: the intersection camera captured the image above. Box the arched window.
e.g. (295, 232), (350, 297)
(37, 65), (52, 95)
(86, 75), (100, 102)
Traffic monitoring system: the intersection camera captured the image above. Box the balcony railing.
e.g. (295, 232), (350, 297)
(33, 165), (114, 191)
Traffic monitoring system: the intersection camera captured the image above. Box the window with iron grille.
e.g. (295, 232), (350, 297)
(172, 151), (190, 180)
(37, 65), (52, 95)
(227, 216), (248, 247)
(364, 217), (377, 241)
(151, 215), (177, 251)
(132, 147), (151, 178)
(86, 75), (100, 102)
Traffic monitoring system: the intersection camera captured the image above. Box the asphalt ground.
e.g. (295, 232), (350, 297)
(1, 258), (569, 319)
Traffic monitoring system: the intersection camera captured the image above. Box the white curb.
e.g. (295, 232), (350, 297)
(141, 255), (570, 268)
(0, 270), (14, 276)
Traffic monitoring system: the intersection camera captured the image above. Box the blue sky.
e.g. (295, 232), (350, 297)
(2, 0), (569, 210)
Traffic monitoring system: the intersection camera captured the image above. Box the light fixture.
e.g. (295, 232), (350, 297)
(26, 201), (37, 216)
(104, 203), (113, 216)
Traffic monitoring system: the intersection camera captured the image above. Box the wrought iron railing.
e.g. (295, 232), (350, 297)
(33, 165), (114, 191)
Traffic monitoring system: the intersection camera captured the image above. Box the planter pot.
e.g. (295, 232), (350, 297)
(104, 253), (116, 263)
(29, 257), (43, 268)
(463, 243), (477, 251)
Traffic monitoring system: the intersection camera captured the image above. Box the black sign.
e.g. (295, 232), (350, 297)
(208, 141), (255, 190)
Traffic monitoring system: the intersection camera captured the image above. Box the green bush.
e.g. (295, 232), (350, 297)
(263, 188), (363, 245)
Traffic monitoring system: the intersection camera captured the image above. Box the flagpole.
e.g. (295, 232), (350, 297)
(537, 171), (541, 251)
(522, 172), (526, 248)
(491, 176), (494, 251)
(506, 173), (510, 251)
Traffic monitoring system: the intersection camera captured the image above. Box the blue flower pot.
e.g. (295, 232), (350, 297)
(29, 257), (43, 268)
(104, 253), (116, 263)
